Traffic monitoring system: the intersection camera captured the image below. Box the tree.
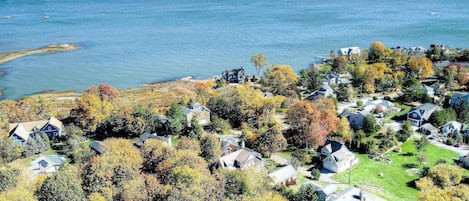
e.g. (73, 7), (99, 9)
(298, 67), (323, 92)
(336, 117), (352, 144)
(0, 139), (23, 163)
(408, 56), (433, 79)
(429, 108), (457, 127)
(335, 83), (349, 102)
(332, 56), (348, 73)
(369, 41), (386, 63)
(200, 134), (221, 166)
(0, 168), (19, 192)
(253, 123), (287, 157)
(141, 139), (176, 174)
(427, 163), (463, 188)
(81, 139), (143, 200)
(70, 93), (114, 132)
(401, 77), (423, 102)
(188, 117), (204, 140)
(36, 167), (84, 201)
(397, 121), (413, 142)
(264, 65), (298, 96)
(250, 54), (267, 76)
(168, 103), (186, 136)
(293, 184), (318, 201)
(444, 64), (458, 92)
(177, 137), (201, 155)
(417, 155), (427, 166)
(363, 115), (379, 133)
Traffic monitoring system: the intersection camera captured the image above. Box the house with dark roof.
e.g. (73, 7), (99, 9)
(222, 67), (245, 84)
(306, 85), (336, 100)
(344, 110), (370, 130)
(268, 165), (297, 186)
(182, 102), (211, 127)
(89, 141), (105, 154)
(218, 148), (263, 170)
(407, 103), (438, 127)
(460, 154), (469, 168)
(450, 93), (469, 107)
(420, 123), (438, 136)
(8, 117), (65, 146)
(318, 140), (359, 173)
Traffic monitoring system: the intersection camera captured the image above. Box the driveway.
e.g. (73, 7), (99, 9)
(429, 139), (469, 156)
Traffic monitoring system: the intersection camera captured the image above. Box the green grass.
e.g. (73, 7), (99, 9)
(171, 136), (180, 147)
(334, 139), (466, 201)
(277, 151), (293, 160)
(387, 103), (411, 121)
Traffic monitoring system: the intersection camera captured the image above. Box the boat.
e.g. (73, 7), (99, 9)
(43, 16), (50, 19)
(429, 12), (438, 16)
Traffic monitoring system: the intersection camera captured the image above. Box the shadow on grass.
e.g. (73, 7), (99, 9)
(402, 163), (419, 168)
(406, 178), (418, 189)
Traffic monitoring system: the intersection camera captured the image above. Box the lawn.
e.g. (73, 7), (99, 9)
(334, 139), (466, 201)
(388, 103), (412, 121)
(277, 151), (293, 160)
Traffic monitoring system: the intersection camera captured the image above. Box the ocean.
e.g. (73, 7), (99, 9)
(1, 0), (469, 100)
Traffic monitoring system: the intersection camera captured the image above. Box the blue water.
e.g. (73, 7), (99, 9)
(1, 0), (469, 100)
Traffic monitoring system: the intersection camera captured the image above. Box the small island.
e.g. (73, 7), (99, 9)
(0, 43), (79, 65)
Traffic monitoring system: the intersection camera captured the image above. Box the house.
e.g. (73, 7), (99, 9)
(407, 103), (438, 127)
(218, 148), (264, 170)
(89, 141), (105, 154)
(324, 73), (340, 86)
(306, 85), (336, 100)
(134, 132), (171, 148)
(318, 140), (359, 173)
(182, 102), (211, 127)
(316, 184), (338, 201)
(221, 67), (245, 84)
(430, 82), (446, 96)
(441, 121), (462, 137)
(460, 154), (469, 168)
(346, 110), (370, 130)
(363, 99), (399, 116)
(31, 155), (66, 174)
(450, 93), (469, 107)
(220, 136), (241, 157)
(8, 117), (65, 146)
(422, 85), (435, 98)
(420, 123), (438, 136)
(337, 47), (360, 57)
(268, 165), (297, 186)
(330, 187), (366, 201)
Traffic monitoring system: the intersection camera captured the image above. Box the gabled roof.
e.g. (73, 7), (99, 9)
(31, 155), (66, 168)
(89, 141), (105, 154)
(9, 117), (63, 140)
(9, 124), (31, 141)
(443, 121), (462, 130)
(268, 165), (297, 184)
(409, 103), (438, 119)
(421, 123), (438, 132)
(183, 102), (210, 116)
(47, 117), (63, 129)
(219, 148), (262, 169)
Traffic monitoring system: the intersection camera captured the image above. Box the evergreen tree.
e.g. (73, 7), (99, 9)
(168, 103), (186, 136)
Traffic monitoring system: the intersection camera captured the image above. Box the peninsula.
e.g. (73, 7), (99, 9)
(0, 43), (79, 65)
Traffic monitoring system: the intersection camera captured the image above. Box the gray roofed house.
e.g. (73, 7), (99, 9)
(337, 47), (360, 57)
(268, 165), (297, 186)
(407, 103), (438, 127)
(220, 137), (241, 156)
(460, 154), (469, 168)
(441, 121), (463, 137)
(89, 141), (105, 154)
(422, 85), (435, 98)
(316, 184), (338, 201)
(330, 187), (366, 201)
(420, 123), (438, 136)
(219, 148), (264, 170)
(450, 93), (469, 107)
(182, 102), (211, 127)
(318, 140), (359, 173)
(31, 155), (66, 175)
(346, 110), (370, 130)
(306, 85), (336, 100)
(134, 132), (171, 148)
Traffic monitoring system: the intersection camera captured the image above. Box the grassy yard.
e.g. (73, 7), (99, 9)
(277, 151), (293, 160)
(334, 139), (466, 201)
(388, 103), (412, 121)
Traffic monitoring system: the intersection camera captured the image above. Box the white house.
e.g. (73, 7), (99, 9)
(31, 155), (66, 175)
(441, 121), (463, 137)
(337, 47), (360, 57)
(318, 140), (359, 173)
(268, 165), (297, 186)
(218, 148), (264, 170)
(182, 102), (211, 127)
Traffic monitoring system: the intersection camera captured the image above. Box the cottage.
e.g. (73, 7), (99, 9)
(89, 141), (105, 154)
(346, 110), (369, 130)
(407, 103), (438, 127)
(182, 102), (211, 127)
(318, 140), (359, 173)
(450, 93), (469, 107)
(460, 154), (469, 168)
(324, 73), (340, 86)
(306, 85), (336, 100)
(316, 184), (338, 201)
(9, 117), (65, 146)
(268, 165), (297, 186)
(422, 85), (435, 98)
(134, 132), (171, 148)
(221, 67), (245, 84)
(363, 99), (398, 115)
(219, 148), (263, 170)
(441, 121), (462, 137)
(220, 137), (241, 157)
(430, 82), (446, 96)
(420, 123), (438, 136)
(31, 155), (66, 174)
(330, 187), (366, 201)
(337, 47), (360, 57)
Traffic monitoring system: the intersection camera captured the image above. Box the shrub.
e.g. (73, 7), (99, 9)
(311, 168), (321, 180)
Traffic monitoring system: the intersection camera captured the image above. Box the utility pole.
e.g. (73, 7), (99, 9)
(349, 159), (353, 184)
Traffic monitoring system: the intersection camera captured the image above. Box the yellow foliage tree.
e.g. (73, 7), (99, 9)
(265, 65), (298, 96)
(408, 56), (434, 79)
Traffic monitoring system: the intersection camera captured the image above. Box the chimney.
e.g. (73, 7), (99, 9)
(167, 136), (172, 147)
(241, 140), (245, 148)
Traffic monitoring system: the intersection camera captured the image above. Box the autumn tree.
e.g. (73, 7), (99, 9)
(0, 168), (19, 192)
(298, 67), (323, 92)
(200, 134), (221, 167)
(70, 93), (114, 132)
(36, 166), (84, 201)
(97, 84), (120, 104)
(416, 163), (468, 201)
(140, 139), (176, 174)
(253, 122), (287, 157)
(81, 139), (143, 200)
(408, 56), (434, 79)
(335, 117), (352, 144)
(331, 56), (348, 73)
(369, 41), (386, 63)
(264, 65), (298, 96)
(250, 53), (267, 76)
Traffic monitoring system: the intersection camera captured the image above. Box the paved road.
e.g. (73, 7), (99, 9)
(430, 139), (469, 156)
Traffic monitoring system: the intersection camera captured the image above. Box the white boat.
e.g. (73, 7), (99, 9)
(429, 12), (438, 16)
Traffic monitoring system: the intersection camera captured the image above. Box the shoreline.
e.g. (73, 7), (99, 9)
(0, 43), (79, 65)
